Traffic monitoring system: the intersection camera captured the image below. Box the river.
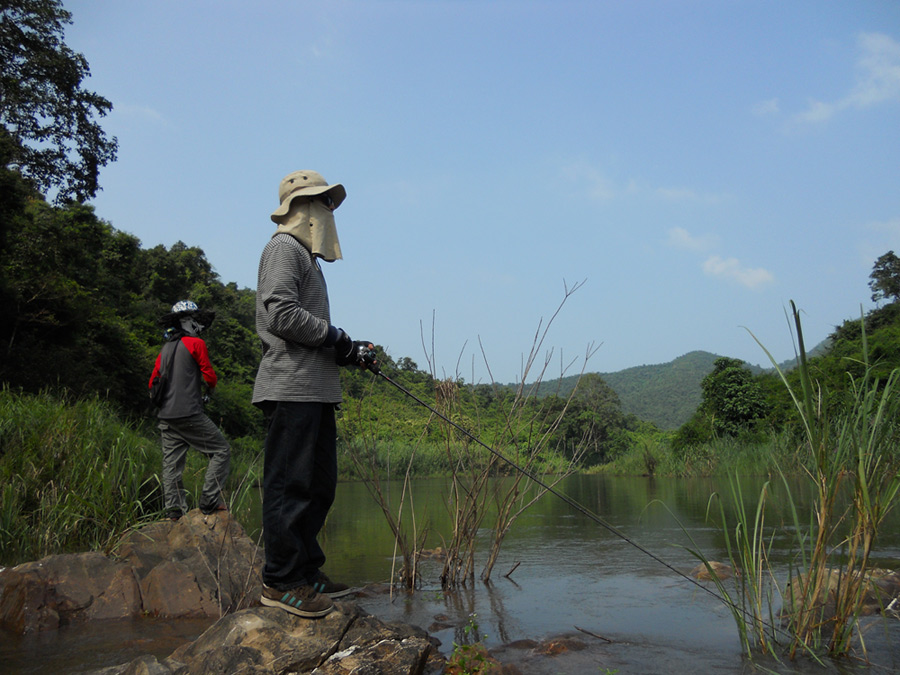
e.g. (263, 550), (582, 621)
(4, 474), (900, 673)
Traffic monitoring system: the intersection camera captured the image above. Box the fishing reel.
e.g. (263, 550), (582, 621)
(353, 342), (380, 374)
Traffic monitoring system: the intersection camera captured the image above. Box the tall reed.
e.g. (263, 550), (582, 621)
(698, 303), (900, 661)
(343, 283), (596, 589)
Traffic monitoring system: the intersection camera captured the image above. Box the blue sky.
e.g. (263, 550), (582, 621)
(64, 1), (900, 385)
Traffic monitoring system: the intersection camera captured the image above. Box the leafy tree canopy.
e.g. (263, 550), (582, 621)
(700, 357), (768, 437)
(869, 250), (900, 304)
(0, 0), (117, 203)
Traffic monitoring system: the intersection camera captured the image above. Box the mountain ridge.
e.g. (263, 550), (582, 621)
(525, 342), (828, 430)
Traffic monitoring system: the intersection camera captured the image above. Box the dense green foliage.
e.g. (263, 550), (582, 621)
(0, 0), (117, 203)
(0, 188), (266, 438)
(671, 357), (769, 450)
(336, 362), (649, 477)
(0, 388), (159, 564)
(869, 250), (900, 303)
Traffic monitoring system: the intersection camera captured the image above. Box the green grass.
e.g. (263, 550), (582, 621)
(0, 387), (262, 566)
(0, 387), (162, 564)
(596, 431), (802, 478)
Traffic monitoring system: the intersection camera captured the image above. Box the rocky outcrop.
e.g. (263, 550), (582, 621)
(90, 602), (445, 675)
(0, 509), (263, 633)
(2, 511), (448, 674)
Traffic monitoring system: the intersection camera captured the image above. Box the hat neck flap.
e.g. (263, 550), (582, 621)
(274, 201), (343, 262)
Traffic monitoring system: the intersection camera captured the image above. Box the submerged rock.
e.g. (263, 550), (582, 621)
(690, 560), (736, 581)
(784, 567), (900, 619)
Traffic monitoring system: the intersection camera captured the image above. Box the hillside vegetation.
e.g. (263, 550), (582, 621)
(542, 343), (827, 431)
(534, 351), (725, 430)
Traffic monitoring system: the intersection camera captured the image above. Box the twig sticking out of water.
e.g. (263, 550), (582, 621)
(503, 562), (521, 579)
(574, 625), (617, 643)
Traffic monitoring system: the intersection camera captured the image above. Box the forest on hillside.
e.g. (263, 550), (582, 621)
(5, 0), (900, 470)
(6, 165), (900, 466)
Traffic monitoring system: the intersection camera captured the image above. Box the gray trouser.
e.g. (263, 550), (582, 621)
(158, 413), (231, 515)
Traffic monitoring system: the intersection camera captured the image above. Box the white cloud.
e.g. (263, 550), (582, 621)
(703, 255), (774, 289)
(848, 33), (900, 107)
(561, 161), (618, 201)
(584, 168), (616, 201)
(794, 32), (900, 125)
(657, 187), (698, 201)
(866, 215), (900, 237)
(752, 98), (780, 116)
(667, 227), (718, 252)
(561, 162), (726, 204)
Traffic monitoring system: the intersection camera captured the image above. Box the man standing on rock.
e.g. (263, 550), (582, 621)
(150, 300), (231, 520)
(252, 170), (377, 618)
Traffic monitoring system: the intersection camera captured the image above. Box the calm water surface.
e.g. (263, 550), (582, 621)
(4, 474), (900, 673)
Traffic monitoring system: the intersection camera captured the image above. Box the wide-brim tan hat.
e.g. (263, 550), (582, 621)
(270, 170), (347, 223)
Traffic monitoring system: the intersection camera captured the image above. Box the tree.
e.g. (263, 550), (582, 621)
(869, 251), (900, 303)
(700, 357), (768, 437)
(0, 199), (147, 408)
(0, 0), (117, 202)
(553, 373), (627, 463)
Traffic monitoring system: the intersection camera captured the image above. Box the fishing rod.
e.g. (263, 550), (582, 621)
(353, 344), (791, 640)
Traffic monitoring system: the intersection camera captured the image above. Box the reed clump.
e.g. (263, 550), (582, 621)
(692, 303), (900, 662)
(344, 284), (596, 590)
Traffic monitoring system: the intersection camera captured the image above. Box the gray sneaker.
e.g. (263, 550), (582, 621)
(260, 583), (334, 618)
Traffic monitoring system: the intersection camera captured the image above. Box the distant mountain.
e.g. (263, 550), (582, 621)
(528, 343), (828, 431)
(600, 351), (725, 429)
(530, 351), (722, 430)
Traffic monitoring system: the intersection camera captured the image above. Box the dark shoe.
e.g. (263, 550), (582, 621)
(260, 583), (333, 618)
(309, 570), (354, 599)
(200, 498), (227, 515)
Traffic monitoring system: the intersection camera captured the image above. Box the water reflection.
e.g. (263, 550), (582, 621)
(4, 474), (899, 673)
(315, 474), (900, 673)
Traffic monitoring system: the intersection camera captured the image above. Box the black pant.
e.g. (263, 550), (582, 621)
(262, 401), (337, 590)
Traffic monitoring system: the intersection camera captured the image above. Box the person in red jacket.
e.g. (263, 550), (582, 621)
(149, 300), (231, 520)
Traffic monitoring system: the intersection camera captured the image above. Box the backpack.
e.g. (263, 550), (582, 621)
(149, 339), (181, 408)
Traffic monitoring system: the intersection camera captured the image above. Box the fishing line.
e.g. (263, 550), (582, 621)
(372, 367), (793, 641)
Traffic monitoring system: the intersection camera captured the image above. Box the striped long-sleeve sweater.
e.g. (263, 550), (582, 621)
(252, 233), (342, 404)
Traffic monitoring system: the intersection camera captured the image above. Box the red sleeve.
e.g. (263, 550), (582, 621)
(149, 352), (163, 389)
(181, 336), (218, 388)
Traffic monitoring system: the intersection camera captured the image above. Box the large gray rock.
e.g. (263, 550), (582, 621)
(0, 509), (263, 633)
(0, 551), (141, 632)
(91, 603), (445, 675)
(116, 508), (264, 618)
